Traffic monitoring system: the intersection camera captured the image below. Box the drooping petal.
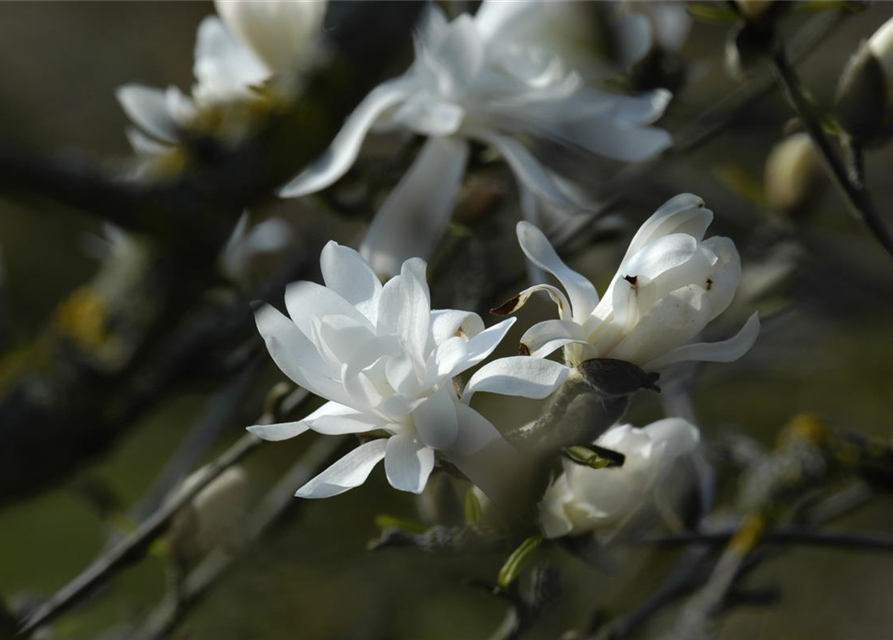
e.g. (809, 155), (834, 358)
(377, 258), (431, 366)
(411, 385), (459, 451)
(516, 221), (600, 322)
(463, 356), (571, 402)
(280, 79), (413, 197)
(320, 241), (383, 324)
(247, 400), (355, 441)
(295, 439), (388, 498)
(491, 283), (572, 322)
(116, 84), (179, 143)
(384, 433), (435, 494)
(519, 319), (588, 359)
(360, 137), (469, 279)
(642, 312), (760, 371)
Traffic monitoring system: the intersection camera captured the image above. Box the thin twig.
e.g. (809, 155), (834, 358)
(17, 387), (310, 637)
(768, 41), (893, 260)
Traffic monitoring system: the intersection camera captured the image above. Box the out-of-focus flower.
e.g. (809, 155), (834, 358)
(734, 0), (776, 23)
(117, 0), (326, 156)
(498, 193), (760, 372)
(835, 16), (893, 144)
(764, 133), (823, 216)
(539, 417), (699, 538)
(282, 1), (672, 278)
(219, 211), (293, 286)
(249, 241), (570, 498)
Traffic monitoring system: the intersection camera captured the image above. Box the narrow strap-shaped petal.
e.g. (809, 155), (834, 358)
(643, 312), (760, 371)
(280, 79), (413, 197)
(516, 221), (599, 323)
(411, 385), (459, 451)
(519, 319), (588, 359)
(320, 241), (383, 325)
(463, 356), (571, 403)
(360, 137), (469, 279)
(385, 433), (435, 494)
(295, 439), (388, 499)
(247, 401), (356, 441)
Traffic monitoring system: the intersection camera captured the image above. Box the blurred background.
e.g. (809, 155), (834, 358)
(0, 2), (892, 639)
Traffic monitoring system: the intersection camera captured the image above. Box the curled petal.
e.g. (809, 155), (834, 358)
(360, 137), (469, 279)
(451, 318), (517, 376)
(280, 79), (412, 197)
(296, 439), (388, 499)
(385, 433), (435, 494)
(519, 319), (588, 359)
(491, 284), (572, 322)
(516, 222), (599, 323)
(430, 309), (486, 345)
(643, 312), (760, 371)
(463, 356), (571, 403)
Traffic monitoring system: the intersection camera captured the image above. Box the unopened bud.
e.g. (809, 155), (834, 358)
(835, 18), (893, 143)
(764, 133), (823, 215)
(734, 0), (777, 23)
(167, 465), (248, 565)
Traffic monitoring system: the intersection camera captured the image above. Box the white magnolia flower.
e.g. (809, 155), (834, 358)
(249, 241), (571, 498)
(501, 193), (760, 373)
(219, 211), (293, 286)
(281, 0), (672, 277)
(118, 0), (326, 155)
(539, 417), (699, 538)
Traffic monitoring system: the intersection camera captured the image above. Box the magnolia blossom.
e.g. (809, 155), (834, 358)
(499, 193), (760, 372)
(281, 1), (672, 277)
(539, 417), (700, 538)
(249, 241), (570, 498)
(118, 0), (326, 156)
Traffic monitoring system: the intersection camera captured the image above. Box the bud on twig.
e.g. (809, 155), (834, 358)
(764, 132), (823, 215)
(835, 18), (893, 144)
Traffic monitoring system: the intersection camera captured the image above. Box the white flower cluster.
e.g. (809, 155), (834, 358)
(253, 194), (759, 539)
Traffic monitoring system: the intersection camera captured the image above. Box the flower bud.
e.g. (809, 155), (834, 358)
(764, 133), (823, 215)
(734, 0), (776, 23)
(167, 465), (248, 565)
(834, 17), (893, 143)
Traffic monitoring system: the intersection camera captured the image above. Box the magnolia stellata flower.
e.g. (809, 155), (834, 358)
(498, 193), (760, 373)
(249, 241), (570, 498)
(281, 1), (672, 278)
(539, 417), (699, 538)
(117, 0), (326, 156)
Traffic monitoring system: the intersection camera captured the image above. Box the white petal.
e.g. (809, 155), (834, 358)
(620, 233), (713, 298)
(623, 194), (712, 262)
(429, 14), (484, 97)
(385, 433), (435, 494)
(562, 119), (671, 163)
(255, 303), (330, 393)
(450, 318), (517, 377)
(214, 0), (326, 73)
(320, 241), (383, 324)
(360, 137), (469, 279)
(451, 403), (504, 455)
(519, 319), (588, 359)
(473, 0), (539, 39)
(411, 385), (459, 451)
(429, 309), (485, 345)
(463, 356), (571, 402)
(492, 283), (572, 321)
(538, 474), (575, 539)
(116, 84), (179, 143)
(516, 221), (599, 323)
(431, 335), (469, 379)
(701, 236), (741, 321)
(448, 431), (521, 504)
(280, 79), (412, 197)
(376, 258), (431, 365)
(311, 414), (383, 435)
(643, 312), (760, 371)
(609, 284), (712, 367)
(392, 92), (465, 136)
(193, 16), (270, 103)
(247, 401), (354, 441)
(484, 134), (574, 207)
(641, 418), (700, 464)
(295, 439), (388, 499)
(284, 280), (374, 338)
